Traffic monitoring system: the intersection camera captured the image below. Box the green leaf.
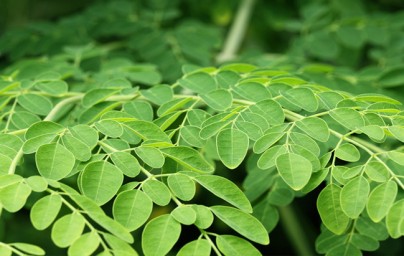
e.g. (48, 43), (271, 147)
(17, 94), (53, 115)
(61, 134), (92, 162)
(315, 229), (347, 254)
(257, 145), (288, 169)
(388, 126), (404, 143)
(51, 212), (85, 248)
(25, 176), (48, 192)
(180, 126), (205, 148)
(235, 121), (263, 141)
(282, 87), (318, 112)
(367, 181), (397, 222)
(387, 151), (404, 166)
(167, 173), (195, 201)
(187, 109), (211, 127)
(69, 124), (99, 149)
(171, 205), (196, 225)
(192, 205), (214, 229)
(110, 151), (140, 177)
(216, 128), (249, 169)
(201, 89), (232, 111)
(35, 80), (68, 95)
(232, 82), (271, 102)
(335, 143), (360, 162)
(178, 72), (216, 94)
(30, 194), (62, 230)
(329, 108), (364, 130)
(364, 161), (389, 182)
(289, 132), (320, 156)
(10, 243), (45, 256)
(67, 231), (100, 256)
(215, 70), (240, 89)
(253, 200), (279, 233)
(216, 235), (261, 256)
(11, 111), (41, 129)
(177, 239), (211, 256)
(317, 184), (350, 234)
(36, 143), (75, 180)
(103, 234), (138, 256)
(113, 190), (153, 231)
(142, 214), (181, 256)
(340, 176), (370, 218)
(194, 175), (252, 213)
(377, 67), (404, 88)
(141, 84), (173, 105)
(356, 216), (389, 241)
(80, 161), (123, 205)
(248, 99), (284, 125)
(275, 153), (312, 191)
(95, 120), (123, 138)
(123, 120), (171, 143)
(327, 243), (361, 256)
(386, 199), (404, 238)
(142, 179), (171, 206)
(23, 134), (57, 154)
(210, 206), (269, 245)
(160, 147), (214, 173)
(157, 98), (192, 117)
(359, 125), (385, 141)
(295, 117), (330, 142)
(0, 181), (31, 212)
(253, 131), (285, 154)
(82, 88), (119, 108)
(123, 100), (154, 121)
(135, 146), (165, 168)
(25, 121), (65, 140)
(350, 233), (379, 252)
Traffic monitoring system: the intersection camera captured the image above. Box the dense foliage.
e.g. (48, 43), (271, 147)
(0, 0), (403, 255)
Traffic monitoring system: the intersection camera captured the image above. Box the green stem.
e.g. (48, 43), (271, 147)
(44, 95), (83, 121)
(279, 205), (315, 256)
(216, 0), (256, 63)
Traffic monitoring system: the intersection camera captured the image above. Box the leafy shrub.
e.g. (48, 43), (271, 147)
(0, 0), (403, 255)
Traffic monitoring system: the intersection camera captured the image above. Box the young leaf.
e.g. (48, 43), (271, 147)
(335, 143), (360, 162)
(35, 143), (75, 180)
(30, 194), (62, 230)
(171, 205), (197, 225)
(317, 184), (350, 235)
(366, 181), (397, 222)
(167, 173), (196, 201)
(210, 206), (269, 245)
(113, 190), (153, 231)
(386, 199), (404, 238)
(194, 175), (252, 213)
(67, 231), (100, 256)
(295, 117), (330, 142)
(216, 128), (249, 169)
(160, 147), (214, 173)
(177, 239), (211, 256)
(216, 235), (261, 256)
(201, 89), (232, 111)
(142, 179), (171, 206)
(340, 176), (370, 218)
(80, 161), (123, 205)
(110, 151), (141, 177)
(51, 212), (85, 248)
(275, 153), (312, 191)
(142, 214), (181, 256)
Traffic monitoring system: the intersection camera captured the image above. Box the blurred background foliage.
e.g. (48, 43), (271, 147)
(0, 0), (403, 255)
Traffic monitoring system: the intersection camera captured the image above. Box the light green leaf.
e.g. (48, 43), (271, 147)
(25, 176), (48, 192)
(201, 89), (232, 111)
(253, 200), (279, 233)
(356, 216), (389, 241)
(180, 126), (205, 148)
(113, 190), (153, 231)
(232, 82), (271, 102)
(257, 145), (288, 169)
(30, 194), (62, 230)
(327, 243), (361, 256)
(340, 176), (370, 218)
(178, 72), (216, 94)
(0, 182), (31, 212)
(296, 117), (330, 142)
(387, 151), (404, 166)
(110, 151), (140, 177)
(335, 143), (360, 162)
(315, 229), (347, 254)
(317, 184), (350, 235)
(282, 87), (318, 112)
(248, 99), (284, 125)
(177, 239), (211, 256)
(216, 235), (261, 256)
(35, 80), (68, 95)
(192, 205), (214, 229)
(36, 143), (75, 180)
(82, 88), (119, 108)
(171, 205), (197, 225)
(61, 135), (92, 162)
(17, 94), (53, 115)
(123, 100), (153, 121)
(359, 125), (385, 141)
(167, 173), (195, 201)
(215, 70), (240, 89)
(11, 111), (41, 129)
(329, 108), (365, 130)
(81, 161), (123, 205)
(388, 126), (404, 142)
(25, 121), (64, 140)
(210, 206), (269, 245)
(141, 84), (173, 105)
(157, 98), (192, 117)
(135, 146), (165, 168)
(95, 120), (123, 138)
(142, 179), (171, 206)
(378, 67), (404, 88)
(194, 175), (252, 213)
(350, 233), (379, 252)
(289, 132), (320, 156)
(69, 124), (99, 149)
(187, 109), (211, 127)
(160, 147), (214, 173)
(142, 214), (181, 256)
(10, 243), (45, 256)
(367, 181), (397, 222)
(68, 231), (100, 256)
(103, 234), (138, 256)
(386, 199), (404, 238)
(216, 128), (249, 169)
(364, 161), (389, 182)
(23, 134), (57, 154)
(253, 132), (285, 154)
(123, 120), (171, 143)
(51, 212), (85, 248)
(275, 153), (312, 191)
(235, 121), (262, 141)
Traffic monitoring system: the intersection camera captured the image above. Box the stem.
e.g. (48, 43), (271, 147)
(279, 205), (315, 256)
(8, 148), (23, 174)
(44, 95), (83, 121)
(216, 0), (256, 63)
